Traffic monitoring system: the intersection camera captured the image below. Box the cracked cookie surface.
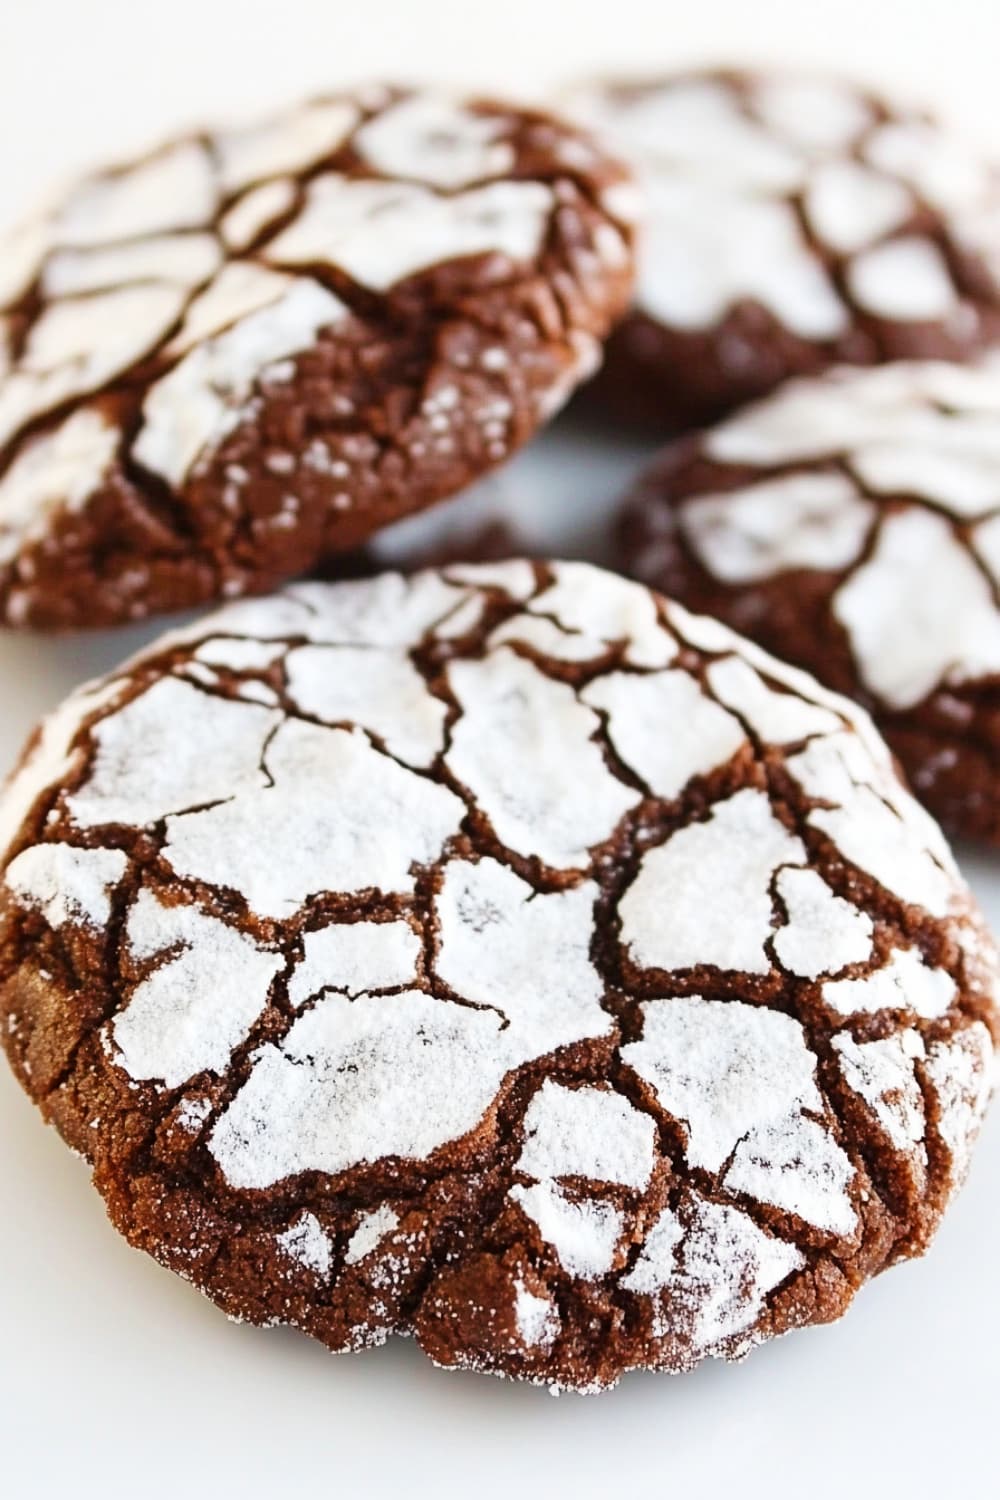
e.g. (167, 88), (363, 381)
(618, 359), (1000, 845)
(0, 88), (634, 629)
(0, 560), (996, 1392)
(565, 70), (1000, 429)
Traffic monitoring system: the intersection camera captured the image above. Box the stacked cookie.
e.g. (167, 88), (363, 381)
(0, 76), (997, 1394)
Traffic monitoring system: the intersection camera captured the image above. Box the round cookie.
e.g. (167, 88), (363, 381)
(0, 88), (635, 629)
(565, 70), (1000, 429)
(1, 561), (995, 1392)
(618, 359), (1000, 844)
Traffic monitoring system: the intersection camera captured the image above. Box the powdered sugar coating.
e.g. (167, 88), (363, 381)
(705, 655), (844, 744)
(681, 472), (875, 585)
(210, 987), (510, 1187)
(620, 789), (806, 974)
(517, 1080), (656, 1188)
(623, 997), (856, 1233)
(833, 1030), (927, 1156)
(0, 677), (126, 858)
(0, 409), (119, 568)
(445, 650), (640, 868)
(287, 920), (421, 1007)
(134, 279), (348, 486)
(265, 177), (554, 291)
(4, 843), (127, 929)
(161, 719), (466, 919)
(773, 868), (874, 979)
(805, 161), (911, 254)
(583, 670), (746, 800)
(509, 1182), (624, 1279)
(787, 732), (957, 914)
(285, 643), (448, 768)
(344, 1205), (400, 1265)
(513, 1278), (560, 1349)
(823, 947), (957, 1018)
(353, 95), (516, 189)
(277, 1212), (334, 1277)
(847, 236), (957, 319)
(67, 677), (278, 830)
(112, 891), (284, 1087)
(0, 561), (994, 1391)
(924, 1024), (994, 1180)
(491, 566), (677, 667)
(216, 100), (359, 193)
(833, 506), (1000, 709)
(622, 1194), (804, 1352)
(434, 858), (607, 1051)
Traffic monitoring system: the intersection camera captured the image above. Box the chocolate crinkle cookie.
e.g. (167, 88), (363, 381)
(0, 561), (996, 1392)
(565, 70), (1000, 429)
(0, 87), (635, 629)
(618, 359), (1000, 845)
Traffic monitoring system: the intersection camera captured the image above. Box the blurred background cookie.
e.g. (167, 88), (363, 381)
(0, 86), (635, 629)
(618, 359), (1000, 842)
(566, 71), (1000, 429)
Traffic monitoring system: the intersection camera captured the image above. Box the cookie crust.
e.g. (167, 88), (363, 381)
(1, 561), (995, 1391)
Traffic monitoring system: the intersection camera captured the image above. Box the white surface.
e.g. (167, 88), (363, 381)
(2, 2), (1000, 1495)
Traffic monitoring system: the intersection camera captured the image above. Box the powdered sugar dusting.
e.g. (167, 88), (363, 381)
(623, 996), (856, 1232)
(672, 361), (1000, 718)
(823, 946), (957, 1018)
(681, 472), (874, 584)
(706, 655), (843, 744)
(621, 789), (805, 974)
(509, 1182), (624, 1279)
(445, 649), (640, 868)
(517, 1080), (656, 1188)
(287, 920), (420, 1006)
(622, 1193), (803, 1352)
(345, 1205), (400, 1265)
(210, 989), (509, 1187)
(0, 677), (126, 860)
(68, 678), (278, 830)
(925, 1024), (995, 1182)
(162, 720), (465, 918)
(583, 669), (745, 800)
(113, 890), (284, 1087)
(285, 643), (448, 768)
(135, 278), (348, 485)
(787, 733), (956, 915)
(513, 1277), (560, 1349)
(774, 868), (874, 979)
(4, 842), (127, 930)
(848, 236), (957, 319)
(277, 1212), (333, 1276)
(512, 564), (678, 668)
(216, 100), (358, 192)
(833, 1029), (927, 1156)
(354, 94), (515, 189)
(435, 857), (609, 1053)
(0, 88), (614, 599)
(0, 408), (119, 567)
(833, 507), (1000, 709)
(265, 176), (553, 291)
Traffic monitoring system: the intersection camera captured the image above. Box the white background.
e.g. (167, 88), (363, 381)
(1, 3), (998, 1495)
